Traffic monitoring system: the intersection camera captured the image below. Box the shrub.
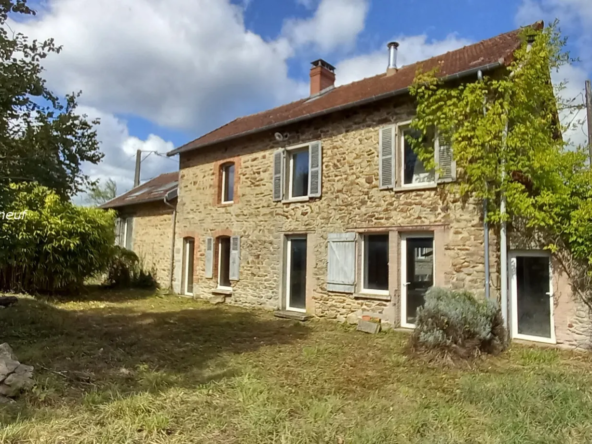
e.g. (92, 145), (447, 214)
(103, 247), (158, 289)
(0, 184), (116, 294)
(409, 287), (507, 359)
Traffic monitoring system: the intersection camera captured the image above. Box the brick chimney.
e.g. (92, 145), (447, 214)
(310, 59), (336, 96)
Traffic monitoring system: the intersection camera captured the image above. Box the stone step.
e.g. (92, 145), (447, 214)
(274, 310), (311, 321)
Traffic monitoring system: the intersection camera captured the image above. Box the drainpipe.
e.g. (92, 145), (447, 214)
(478, 70), (491, 300)
(500, 35), (535, 331)
(163, 190), (177, 291)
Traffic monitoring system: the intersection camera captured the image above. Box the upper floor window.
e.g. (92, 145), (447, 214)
(400, 127), (435, 186)
(221, 163), (235, 203)
(273, 141), (322, 202)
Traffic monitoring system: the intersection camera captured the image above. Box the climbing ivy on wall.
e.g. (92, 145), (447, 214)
(408, 22), (592, 301)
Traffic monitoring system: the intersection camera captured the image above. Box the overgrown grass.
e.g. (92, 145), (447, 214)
(2, 289), (592, 443)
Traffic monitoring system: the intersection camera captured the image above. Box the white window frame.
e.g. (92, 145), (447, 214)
(221, 163), (234, 204)
(360, 233), (390, 296)
(217, 237), (232, 291)
(509, 251), (556, 344)
(400, 232), (435, 329)
(285, 143), (311, 201)
(183, 238), (194, 296)
(397, 121), (436, 189)
(285, 235), (307, 313)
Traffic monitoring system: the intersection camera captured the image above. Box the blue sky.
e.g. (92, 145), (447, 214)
(9, 0), (591, 198)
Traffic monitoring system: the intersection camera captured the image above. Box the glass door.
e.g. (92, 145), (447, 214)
(183, 238), (195, 295)
(401, 235), (434, 327)
(286, 236), (307, 312)
(510, 252), (555, 343)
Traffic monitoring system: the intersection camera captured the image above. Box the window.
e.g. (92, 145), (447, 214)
(221, 163), (235, 203)
(183, 238), (195, 295)
(116, 217), (133, 250)
(289, 149), (309, 198)
(362, 234), (389, 293)
(272, 142), (322, 201)
(401, 127), (435, 186)
(218, 237), (231, 288)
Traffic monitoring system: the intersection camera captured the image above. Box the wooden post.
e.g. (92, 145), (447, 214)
(586, 80), (592, 164)
(134, 149), (141, 188)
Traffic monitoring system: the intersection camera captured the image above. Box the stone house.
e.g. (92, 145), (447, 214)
(101, 172), (178, 288)
(165, 23), (591, 349)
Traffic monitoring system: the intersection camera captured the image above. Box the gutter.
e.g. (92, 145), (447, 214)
(101, 194), (177, 210)
(167, 61), (504, 157)
(163, 189), (177, 291)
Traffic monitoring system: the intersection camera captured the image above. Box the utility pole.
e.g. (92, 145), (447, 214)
(134, 149), (141, 188)
(586, 80), (592, 164)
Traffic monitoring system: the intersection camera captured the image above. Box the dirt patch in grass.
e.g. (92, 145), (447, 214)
(2, 290), (592, 443)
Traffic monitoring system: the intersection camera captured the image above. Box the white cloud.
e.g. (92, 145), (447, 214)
(10, 0), (305, 132)
(77, 106), (176, 197)
(553, 64), (589, 148)
(335, 34), (472, 86)
(283, 0), (370, 53)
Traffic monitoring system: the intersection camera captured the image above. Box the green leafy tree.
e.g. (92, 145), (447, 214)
(409, 22), (592, 304)
(0, 183), (116, 293)
(0, 0), (102, 201)
(86, 178), (117, 206)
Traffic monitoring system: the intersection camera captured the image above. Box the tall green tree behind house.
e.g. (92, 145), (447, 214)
(0, 0), (102, 202)
(86, 178), (117, 206)
(409, 22), (592, 305)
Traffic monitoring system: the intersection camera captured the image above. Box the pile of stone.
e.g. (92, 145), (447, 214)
(0, 343), (34, 404)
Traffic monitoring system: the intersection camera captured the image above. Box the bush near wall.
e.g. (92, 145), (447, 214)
(0, 184), (116, 294)
(409, 287), (508, 360)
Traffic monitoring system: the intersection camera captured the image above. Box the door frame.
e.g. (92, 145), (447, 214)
(400, 232), (435, 329)
(509, 250), (556, 344)
(183, 238), (195, 296)
(285, 235), (307, 313)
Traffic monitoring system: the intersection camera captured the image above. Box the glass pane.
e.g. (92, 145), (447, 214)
(289, 239), (307, 309)
(403, 129), (434, 185)
(405, 237), (434, 324)
(516, 256), (551, 338)
(219, 237), (231, 287)
(185, 239), (194, 294)
(223, 164), (234, 202)
(291, 150), (309, 197)
(364, 234), (389, 291)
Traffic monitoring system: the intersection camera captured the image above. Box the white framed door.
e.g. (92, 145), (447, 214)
(509, 251), (555, 344)
(183, 238), (195, 296)
(401, 233), (435, 328)
(285, 235), (307, 313)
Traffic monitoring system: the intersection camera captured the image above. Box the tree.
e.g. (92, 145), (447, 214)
(409, 22), (592, 304)
(86, 178), (117, 206)
(0, 0), (102, 201)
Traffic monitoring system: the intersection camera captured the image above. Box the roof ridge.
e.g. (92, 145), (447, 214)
(169, 21), (542, 156)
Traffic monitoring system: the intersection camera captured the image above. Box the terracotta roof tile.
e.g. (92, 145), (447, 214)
(169, 23), (542, 156)
(100, 172), (179, 209)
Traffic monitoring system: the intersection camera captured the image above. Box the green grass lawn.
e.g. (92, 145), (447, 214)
(2, 288), (592, 443)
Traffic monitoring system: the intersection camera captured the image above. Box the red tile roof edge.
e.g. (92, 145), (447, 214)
(168, 22), (543, 157)
(100, 171), (179, 209)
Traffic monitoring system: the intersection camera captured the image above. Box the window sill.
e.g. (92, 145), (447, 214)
(220, 201), (234, 206)
(354, 292), (391, 301)
(282, 196), (310, 204)
(212, 287), (233, 295)
(394, 183), (437, 192)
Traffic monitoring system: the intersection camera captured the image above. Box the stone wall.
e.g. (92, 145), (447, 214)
(173, 96), (499, 327)
(120, 201), (175, 288)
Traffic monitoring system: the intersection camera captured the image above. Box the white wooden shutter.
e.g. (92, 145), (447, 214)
(379, 126), (395, 189)
(125, 217), (134, 250)
(229, 236), (240, 281)
(308, 141), (322, 197)
(327, 233), (356, 293)
(114, 218), (122, 246)
(205, 237), (214, 278)
(435, 133), (456, 183)
(272, 149), (284, 202)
